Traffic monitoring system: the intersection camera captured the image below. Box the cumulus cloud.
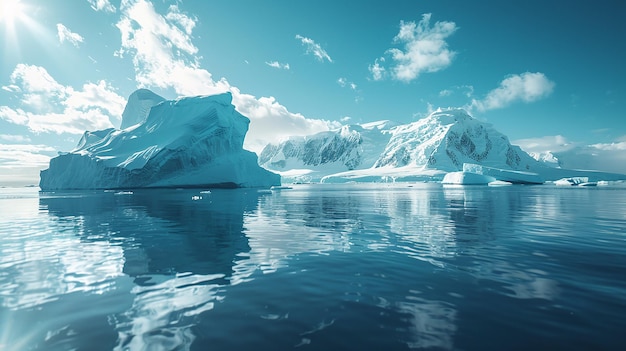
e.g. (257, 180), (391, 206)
(57, 23), (84, 47)
(0, 64), (126, 134)
(295, 34), (332, 63)
(370, 13), (457, 82)
(165, 4), (196, 35)
(470, 72), (555, 112)
(265, 61), (290, 70)
(115, 0), (337, 153)
(368, 57), (386, 81)
(88, 0), (116, 13)
(115, 0), (223, 96)
(233, 88), (340, 153)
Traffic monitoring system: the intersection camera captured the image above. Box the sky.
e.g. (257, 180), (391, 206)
(0, 0), (625, 186)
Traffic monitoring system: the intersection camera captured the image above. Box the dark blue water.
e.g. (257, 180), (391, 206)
(1, 183), (625, 350)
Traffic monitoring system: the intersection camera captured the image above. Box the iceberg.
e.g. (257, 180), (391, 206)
(441, 171), (496, 185)
(39, 90), (281, 190)
(554, 177), (597, 187)
(462, 163), (544, 184)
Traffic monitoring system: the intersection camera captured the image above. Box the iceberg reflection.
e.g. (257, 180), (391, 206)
(31, 189), (263, 351)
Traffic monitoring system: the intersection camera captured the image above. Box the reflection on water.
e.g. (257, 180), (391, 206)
(0, 184), (625, 350)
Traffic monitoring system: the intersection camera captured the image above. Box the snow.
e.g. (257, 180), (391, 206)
(441, 172), (496, 185)
(463, 163), (544, 184)
(259, 107), (626, 184)
(40, 90), (280, 190)
(259, 122), (394, 183)
(553, 177), (598, 186)
(488, 180), (513, 186)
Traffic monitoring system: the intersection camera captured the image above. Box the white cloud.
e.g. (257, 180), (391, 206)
(513, 135), (573, 154)
(0, 143), (56, 186)
(115, 0), (337, 153)
(165, 4), (196, 35)
(0, 134), (31, 142)
(0, 144), (55, 167)
(233, 88), (339, 153)
(0, 64), (126, 134)
(57, 23), (84, 47)
(590, 141), (626, 151)
(368, 57), (386, 81)
(1, 84), (20, 93)
(470, 72), (555, 112)
(265, 61), (290, 70)
(337, 77), (357, 90)
(438, 85), (474, 99)
(0, 106), (29, 125)
(295, 34), (332, 63)
(439, 89), (452, 97)
(371, 14), (457, 82)
(8, 64), (67, 111)
(88, 0), (116, 13)
(116, 0), (227, 96)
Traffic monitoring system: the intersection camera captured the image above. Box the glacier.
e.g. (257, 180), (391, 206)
(39, 90), (280, 190)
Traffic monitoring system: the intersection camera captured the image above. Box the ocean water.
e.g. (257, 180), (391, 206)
(1, 183), (625, 350)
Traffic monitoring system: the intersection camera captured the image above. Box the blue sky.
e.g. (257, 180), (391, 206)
(0, 0), (625, 185)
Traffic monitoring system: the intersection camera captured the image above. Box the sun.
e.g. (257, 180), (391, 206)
(0, 0), (26, 27)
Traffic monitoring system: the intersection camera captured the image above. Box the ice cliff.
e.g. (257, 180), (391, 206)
(40, 90), (280, 190)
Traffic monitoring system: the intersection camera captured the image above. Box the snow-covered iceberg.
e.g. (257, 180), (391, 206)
(462, 163), (544, 184)
(442, 172), (496, 185)
(40, 90), (280, 190)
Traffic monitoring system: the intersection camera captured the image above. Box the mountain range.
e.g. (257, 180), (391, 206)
(259, 108), (626, 183)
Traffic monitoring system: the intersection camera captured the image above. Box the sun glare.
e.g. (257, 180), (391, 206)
(0, 0), (26, 26)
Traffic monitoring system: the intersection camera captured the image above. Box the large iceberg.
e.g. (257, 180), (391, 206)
(40, 90), (280, 190)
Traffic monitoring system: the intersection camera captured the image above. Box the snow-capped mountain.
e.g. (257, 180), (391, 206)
(259, 108), (626, 183)
(260, 108), (538, 182)
(40, 90), (280, 190)
(373, 109), (537, 171)
(258, 120), (397, 182)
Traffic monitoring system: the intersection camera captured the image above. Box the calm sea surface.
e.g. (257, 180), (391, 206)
(1, 183), (625, 350)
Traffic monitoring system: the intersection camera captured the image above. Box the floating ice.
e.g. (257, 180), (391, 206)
(441, 171), (496, 185)
(40, 90), (280, 190)
(463, 163), (544, 184)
